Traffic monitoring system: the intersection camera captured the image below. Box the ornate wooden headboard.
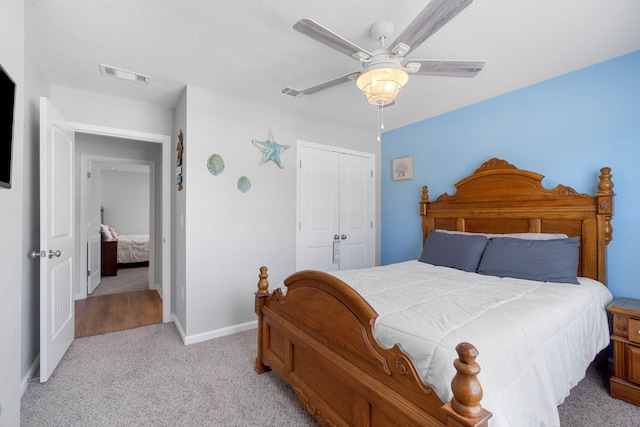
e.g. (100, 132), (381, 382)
(420, 158), (614, 284)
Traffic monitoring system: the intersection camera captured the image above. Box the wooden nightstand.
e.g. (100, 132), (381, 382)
(101, 240), (118, 276)
(608, 297), (640, 406)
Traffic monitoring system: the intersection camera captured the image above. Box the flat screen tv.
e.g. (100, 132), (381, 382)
(0, 64), (16, 189)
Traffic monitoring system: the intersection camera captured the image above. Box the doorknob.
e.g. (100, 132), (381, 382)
(341, 235), (347, 240)
(30, 250), (46, 259)
(48, 249), (62, 259)
(334, 234), (340, 240)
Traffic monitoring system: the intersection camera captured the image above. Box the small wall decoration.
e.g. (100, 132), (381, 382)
(206, 154), (225, 176)
(252, 129), (289, 169)
(237, 176), (251, 193)
(176, 130), (184, 190)
(392, 156), (413, 181)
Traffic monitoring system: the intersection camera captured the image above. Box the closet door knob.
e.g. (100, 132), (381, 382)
(341, 235), (347, 240)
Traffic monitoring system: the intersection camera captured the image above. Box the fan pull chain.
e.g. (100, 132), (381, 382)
(377, 104), (381, 141)
(377, 102), (385, 142)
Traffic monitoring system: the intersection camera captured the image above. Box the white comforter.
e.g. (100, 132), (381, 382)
(116, 235), (149, 264)
(330, 261), (612, 427)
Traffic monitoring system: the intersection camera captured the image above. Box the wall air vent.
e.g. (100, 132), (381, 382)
(99, 64), (150, 84)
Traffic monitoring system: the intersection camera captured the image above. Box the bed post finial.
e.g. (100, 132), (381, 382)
(597, 167), (613, 194)
(256, 266), (270, 296)
(442, 342), (492, 427)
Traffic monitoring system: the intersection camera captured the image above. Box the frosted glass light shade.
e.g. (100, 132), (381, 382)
(356, 67), (409, 105)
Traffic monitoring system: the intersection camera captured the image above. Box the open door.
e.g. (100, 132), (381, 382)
(39, 97), (75, 382)
(87, 160), (101, 294)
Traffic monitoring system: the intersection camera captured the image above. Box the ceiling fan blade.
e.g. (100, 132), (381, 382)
(405, 60), (485, 77)
(294, 19), (372, 60)
(281, 72), (360, 98)
(391, 0), (473, 55)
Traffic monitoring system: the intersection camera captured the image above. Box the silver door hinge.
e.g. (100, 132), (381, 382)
(87, 172), (91, 178)
(87, 270), (91, 277)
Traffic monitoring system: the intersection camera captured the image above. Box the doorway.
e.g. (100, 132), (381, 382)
(73, 123), (172, 323)
(76, 137), (162, 337)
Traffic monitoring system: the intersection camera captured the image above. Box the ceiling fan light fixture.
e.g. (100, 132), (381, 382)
(356, 66), (408, 105)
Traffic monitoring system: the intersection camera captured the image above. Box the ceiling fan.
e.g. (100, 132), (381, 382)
(281, 0), (485, 107)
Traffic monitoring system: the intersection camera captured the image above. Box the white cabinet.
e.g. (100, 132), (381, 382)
(296, 142), (375, 272)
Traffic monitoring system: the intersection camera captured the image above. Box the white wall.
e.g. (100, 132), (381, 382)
(101, 170), (150, 235)
(51, 85), (174, 137)
(0, 0), (24, 424)
(181, 85), (379, 341)
(173, 90), (187, 330)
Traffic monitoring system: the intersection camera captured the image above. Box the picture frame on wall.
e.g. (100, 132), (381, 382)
(392, 156), (413, 181)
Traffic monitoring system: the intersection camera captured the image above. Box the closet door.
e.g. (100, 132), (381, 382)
(339, 153), (375, 270)
(297, 143), (374, 272)
(297, 146), (340, 272)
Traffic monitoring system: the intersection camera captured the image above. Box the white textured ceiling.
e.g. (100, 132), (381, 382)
(25, 0), (640, 131)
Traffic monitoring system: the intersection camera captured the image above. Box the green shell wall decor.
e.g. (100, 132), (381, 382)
(237, 176), (251, 193)
(207, 154), (225, 175)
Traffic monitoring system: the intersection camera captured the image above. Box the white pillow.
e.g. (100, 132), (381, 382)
(100, 224), (114, 240)
(435, 229), (568, 240)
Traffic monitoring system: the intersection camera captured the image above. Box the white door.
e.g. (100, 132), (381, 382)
(339, 153), (375, 270)
(87, 161), (101, 294)
(297, 147), (340, 272)
(39, 97), (75, 382)
(297, 143), (375, 271)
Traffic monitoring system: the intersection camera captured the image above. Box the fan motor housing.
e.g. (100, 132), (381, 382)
(370, 19), (394, 41)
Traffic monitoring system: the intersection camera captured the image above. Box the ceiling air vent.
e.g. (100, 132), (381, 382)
(99, 64), (150, 85)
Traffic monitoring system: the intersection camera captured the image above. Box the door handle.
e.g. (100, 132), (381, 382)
(48, 249), (62, 259)
(341, 235), (347, 240)
(334, 234), (340, 240)
(30, 250), (46, 259)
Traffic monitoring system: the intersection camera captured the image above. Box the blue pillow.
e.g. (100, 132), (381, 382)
(419, 231), (489, 272)
(477, 237), (580, 284)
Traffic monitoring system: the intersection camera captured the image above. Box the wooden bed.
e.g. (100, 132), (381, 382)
(254, 158), (614, 426)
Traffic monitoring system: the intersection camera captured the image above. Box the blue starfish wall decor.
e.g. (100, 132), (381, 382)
(252, 129), (289, 169)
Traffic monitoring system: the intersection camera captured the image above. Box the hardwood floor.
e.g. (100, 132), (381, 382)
(75, 289), (162, 338)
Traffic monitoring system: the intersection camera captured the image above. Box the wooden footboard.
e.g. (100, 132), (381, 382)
(255, 266), (491, 427)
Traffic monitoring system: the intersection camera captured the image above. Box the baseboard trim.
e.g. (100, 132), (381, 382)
(183, 320), (258, 345)
(171, 314), (187, 343)
(21, 354), (40, 397)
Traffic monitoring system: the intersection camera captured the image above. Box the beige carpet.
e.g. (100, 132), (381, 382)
(90, 266), (149, 297)
(20, 324), (640, 426)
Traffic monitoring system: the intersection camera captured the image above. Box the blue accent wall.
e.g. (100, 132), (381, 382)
(381, 50), (640, 300)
